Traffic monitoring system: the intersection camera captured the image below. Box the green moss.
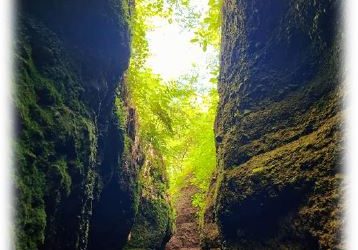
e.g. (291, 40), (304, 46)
(217, 114), (342, 249)
(15, 143), (47, 250)
(251, 167), (265, 174)
(15, 20), (97, 250)
(120, 138), (173, 249)
(124, 198), (172, 250)
(115, 96), (128, 130)
(111, 0), (131, 31)
(50, 159), (72, 196)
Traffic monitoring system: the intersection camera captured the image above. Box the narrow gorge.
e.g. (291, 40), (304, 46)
(15, 0), (342, 250)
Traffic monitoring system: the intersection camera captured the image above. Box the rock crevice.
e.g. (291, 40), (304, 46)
(15, 1), (170, 249)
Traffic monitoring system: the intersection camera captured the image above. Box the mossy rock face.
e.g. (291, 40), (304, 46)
(204, 0), (343, 249)
(88, 100), (145, 250)
(123, 136), (173, 250)
(217, 114), (343, 249)
(216, 0), (341, 169)
(16, 0), (132, 249)
(124, 198), (173, 250)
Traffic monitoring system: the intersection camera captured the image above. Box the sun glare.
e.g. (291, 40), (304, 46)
(146, 17), (203, 81)
(145, 2), (217, 94)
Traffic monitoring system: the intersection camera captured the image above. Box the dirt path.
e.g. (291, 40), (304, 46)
(165, 185), (201, 250)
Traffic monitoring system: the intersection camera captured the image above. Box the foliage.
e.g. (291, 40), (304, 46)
(190, 0), (222, 51)
(121, 0), (221, 221)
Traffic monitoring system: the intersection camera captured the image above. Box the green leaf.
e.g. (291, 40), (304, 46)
(190, 38), (199, 43)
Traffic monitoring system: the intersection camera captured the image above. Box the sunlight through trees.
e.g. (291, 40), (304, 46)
(117, 0), (222, 215)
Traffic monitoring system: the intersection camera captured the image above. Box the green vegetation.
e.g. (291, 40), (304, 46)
(123, 196), (173, 250)
(118, 0), (222, 221)
(191, 0), (222, 51)
(15, 37), (96, 249)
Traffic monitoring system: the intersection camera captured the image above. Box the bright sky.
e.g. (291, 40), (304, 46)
(145, 0), (217, 93)
(146, 17), (204, 81)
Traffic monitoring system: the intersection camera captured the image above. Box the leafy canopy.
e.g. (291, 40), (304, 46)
(119, 0), (222, 216)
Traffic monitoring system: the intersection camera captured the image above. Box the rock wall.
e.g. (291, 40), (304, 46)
(117, 82), (173, 250)
(203, 0), (343, 249)
(15, 1), (143, 249)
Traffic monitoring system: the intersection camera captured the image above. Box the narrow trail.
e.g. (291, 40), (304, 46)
(166, 184), (201, 250)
